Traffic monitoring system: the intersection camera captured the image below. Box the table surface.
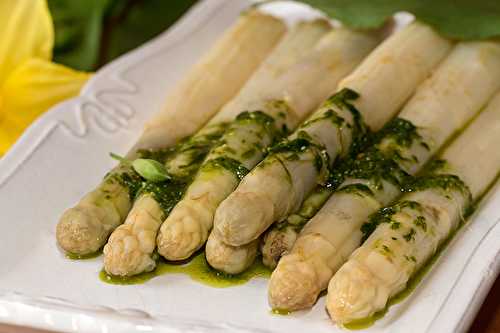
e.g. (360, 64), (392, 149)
(1, 276), (499, 333)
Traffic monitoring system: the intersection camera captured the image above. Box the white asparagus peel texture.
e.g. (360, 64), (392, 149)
(102, 20), (331, 276)
(55, 11), (285, 256)
(159, 24), (385, 263)
(213, 21), (452, 250)
(268, 41), (500, 311)
(327, 91), (500, 325)
(208, 19), (332, 125)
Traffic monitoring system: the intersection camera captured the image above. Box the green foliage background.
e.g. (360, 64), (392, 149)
(47, 0), (500, 71)
(48, 0), (197, 71)
(285, 0), (500, 40)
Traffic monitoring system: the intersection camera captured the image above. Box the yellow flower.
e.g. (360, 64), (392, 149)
(0, 0), (91, 155)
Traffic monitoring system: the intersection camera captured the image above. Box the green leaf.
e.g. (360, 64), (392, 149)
(132, 159), (170, 182)
(286, 0), (500, 40)
(48, 0), (197, 71)
(101, 0), (198, 65)
(48, 0), (114, 71)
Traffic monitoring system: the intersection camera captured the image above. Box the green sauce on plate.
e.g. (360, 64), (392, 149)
(100, 251), (271, 288)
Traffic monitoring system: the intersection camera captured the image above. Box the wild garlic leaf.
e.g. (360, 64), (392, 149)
(286, 0), (500, 40)
(132, 159), (170, 182)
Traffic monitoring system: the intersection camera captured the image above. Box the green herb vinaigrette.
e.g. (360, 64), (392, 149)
(97, 111), (283, 286)
(202, 110), (284, 181)
(202, 157), (250, 181)
(268, 88), (369, 178)
(266, 101), (485, 326)
(276, 114), (424, 232)
(105, 123), (229, 216)
(344, 214), (471, 330)
(99, 252), (271, 287)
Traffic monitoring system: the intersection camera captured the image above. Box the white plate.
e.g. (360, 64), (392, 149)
(0, 0), (499, 332)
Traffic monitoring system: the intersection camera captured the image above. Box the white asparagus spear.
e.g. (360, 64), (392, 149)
(103, 20), (332, 275)
(56, 11), (285, 256)
(213, 22), (452, 251)
(205, 231), (260, 275)
(327, 91), (500, 324)
(159, 25), (386, 263)
(208, 19), (331, 125)
(131, 11), (286, 153)
(261, 185), (333, 268)
(268, 41), (500, 311)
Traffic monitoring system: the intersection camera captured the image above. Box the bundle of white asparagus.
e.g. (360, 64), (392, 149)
(103, 19), (353, 276)
(209, 21), (453, 274)
(101, 15), (389, 276)
(268, 41), (500, 311)
(327, 90), (500, 325)
(53, 4), (500, 329)
(56, 11), (286, 256)
(155, 25), (387, 272)
(262, 38), (500, 269)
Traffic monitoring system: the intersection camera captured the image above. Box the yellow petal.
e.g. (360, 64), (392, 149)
(0, 58), (91, 155)
(0, 0), (54, 84)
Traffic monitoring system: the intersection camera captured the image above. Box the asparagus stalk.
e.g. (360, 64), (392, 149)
(159, 25), (386, 262)
(206, 230), (260, 275)
(261, 176), (338, 268)
(268, 41), (500, 311)
(209, 22), (454, 275)
(55, 11), (286, 256)
(327, 91), (500, 324)
(102, 20), (332, 275)
(130, 11), (286, 153)
(213, 21), (452, 251)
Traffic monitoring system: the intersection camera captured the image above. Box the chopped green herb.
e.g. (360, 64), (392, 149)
(203, 157), (249, 181)
(109, 171), (143, 201)
(390, 221), (401, 230)
(414, 216), (427, 231)
(361, 200), (422, 242)
(406, 173), (472, 204)
(381, 245), (392, 254)
(403, 228), (416, 242)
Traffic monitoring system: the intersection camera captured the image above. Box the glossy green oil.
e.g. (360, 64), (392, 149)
(100, 252), (271, 288)
(343, 308), (388, 330)
(271, 308), (291, 316)
(66, 250), (102, 260)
